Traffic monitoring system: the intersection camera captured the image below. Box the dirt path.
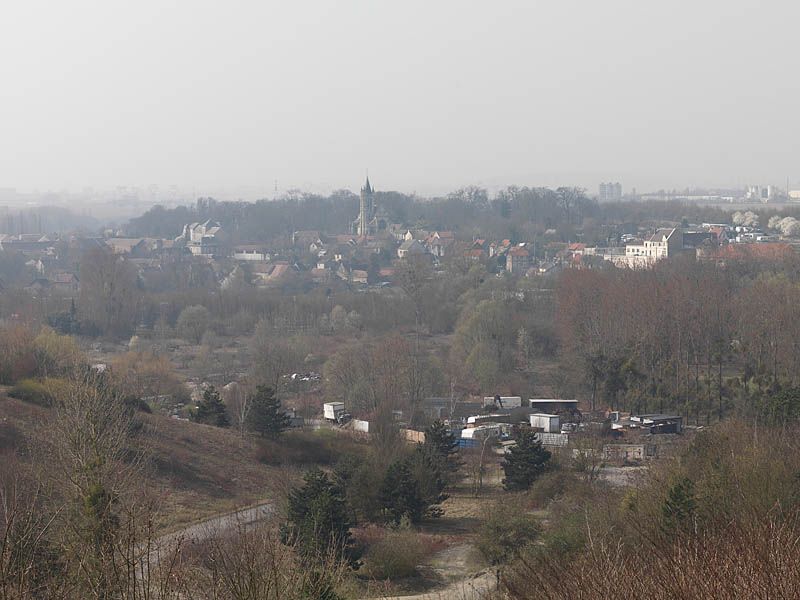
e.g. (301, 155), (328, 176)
(378, 572), (495, 600)
(146, 501), (275, 565)
(375, 544), (496, 600)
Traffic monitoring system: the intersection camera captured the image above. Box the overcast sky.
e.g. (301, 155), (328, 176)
(2, 0), (799, 197)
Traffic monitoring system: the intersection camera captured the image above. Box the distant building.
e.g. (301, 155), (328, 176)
(177, 220), (225, 256)
(506, 247), (532, 274)
(351, 177), (387, 237)
(233, 245), (269, 261)
(397, 239), (428, 258)
(612, 228), (683, 268)
(599, 182), (623, 202)
(50, 272), (80, 294)
(425, 231), (455, 257)
(746, 185), (781, 203)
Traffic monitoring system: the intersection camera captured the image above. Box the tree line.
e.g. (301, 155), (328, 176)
(557, 253), (800, 423)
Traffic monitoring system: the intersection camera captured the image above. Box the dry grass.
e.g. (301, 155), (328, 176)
(505, 517), (800, 599)
(139, 413), (295, 531)
(0, 393), (290, 534)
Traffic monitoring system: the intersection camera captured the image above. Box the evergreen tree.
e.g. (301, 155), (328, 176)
(408, 445), (448, 518)
(245, 385), (290, 438)
(379, 459), (426, 524)
(662, 477), (697, 535)
(281, 469), (357, 566)
(424, 419), (459, 459)
(191, 385), (230, 427)
(502, 430), (551, 491)
(423, 419), (460, 483)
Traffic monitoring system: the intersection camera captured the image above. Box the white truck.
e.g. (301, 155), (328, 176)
(323, 402), (346, 422)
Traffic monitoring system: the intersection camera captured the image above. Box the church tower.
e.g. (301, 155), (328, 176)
(357, 176), (374, 237)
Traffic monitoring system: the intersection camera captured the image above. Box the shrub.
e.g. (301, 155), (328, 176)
(176, 305), (211, 344)
(476, 511), (540, 566)
(524, 469), (580, 509)
(256, 430), (365, 466)
(9, 378), (54, 407)
(362, 524), (429, 580)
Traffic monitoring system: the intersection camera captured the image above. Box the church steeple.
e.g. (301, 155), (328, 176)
(362, 175), (372, 194)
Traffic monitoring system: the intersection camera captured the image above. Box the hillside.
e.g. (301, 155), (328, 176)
(0, 392), (282, 532)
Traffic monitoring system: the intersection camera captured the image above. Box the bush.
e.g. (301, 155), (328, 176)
(362, 524), (430, 580)
(256, 430), (365, 466)
(524, 469), (579, 509)
(176, 305), (211, 344)
(476, 511), (540, 566)
(9, 378), (55, 407)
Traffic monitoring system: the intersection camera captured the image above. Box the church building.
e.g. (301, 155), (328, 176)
(351, 176), (387, 236)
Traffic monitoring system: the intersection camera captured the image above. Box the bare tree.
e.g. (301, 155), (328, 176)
(39, 373), (181, 599)
(79, 248), (139, 338)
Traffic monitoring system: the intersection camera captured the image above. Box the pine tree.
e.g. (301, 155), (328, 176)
(423, 419), (460, 483)
(502, 430), (551, 491)
(245, 385), (290, 438)
(192, 385), (230, 427)
(379, 459), (426, 524)
(281, 469), (357, 566)
(662, 477), (697, 534)
(408, 445), (448, 518)
(424, 419), (458, 459)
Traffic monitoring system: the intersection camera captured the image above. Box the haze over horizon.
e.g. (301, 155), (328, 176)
(3, 0), (799, 198)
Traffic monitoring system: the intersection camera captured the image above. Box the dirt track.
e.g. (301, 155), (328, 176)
(146, 501), (275, 565)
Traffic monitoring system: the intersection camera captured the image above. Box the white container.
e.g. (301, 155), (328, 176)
(529, 413), (560, 433)
(323, 402), (345, 420)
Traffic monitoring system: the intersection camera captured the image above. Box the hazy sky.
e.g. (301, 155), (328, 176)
(2, 0), (799, 197)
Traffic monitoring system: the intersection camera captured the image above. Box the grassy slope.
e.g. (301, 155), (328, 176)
(0, 392), (281, 533)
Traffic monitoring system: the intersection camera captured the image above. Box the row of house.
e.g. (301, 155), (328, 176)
(565, 222), (798, 271)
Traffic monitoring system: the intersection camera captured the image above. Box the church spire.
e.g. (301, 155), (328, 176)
(363, 174), (372, 194)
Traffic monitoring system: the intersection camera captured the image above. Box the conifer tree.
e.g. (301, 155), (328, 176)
(502, 430), (551, 491)
(423, 419), (460, 483)
(192, 385), (230, 427)
(379, 459), (425, 524)
(662, 477), (697, 534)
(245, 385), (290, 438)
(282, 469), (357, 566)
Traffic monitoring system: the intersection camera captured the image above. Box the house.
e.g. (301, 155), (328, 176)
(105, 237), (165, 257)
(249, 262), (275, 285)
(397, 239), (428, 259)
(506, 247), (531, 274)
(490, 239), (513, 257)
(425, 231), (455, 257)
(177, 220), (225, 257)
(616, 228), (684, 268)
(0, 234), (52, 253)
(233, 245), (269, 261)
(50, 272), (79, 294)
